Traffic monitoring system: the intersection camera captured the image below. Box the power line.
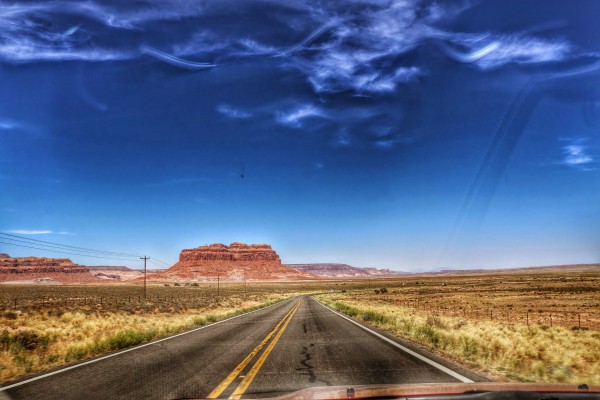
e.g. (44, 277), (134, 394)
(147, 257), (172, 267)
(0, 241), (142, 262)
(147, 260), (166, 269)
(0, 236), (140, 259)
(0, 232), (142, 257)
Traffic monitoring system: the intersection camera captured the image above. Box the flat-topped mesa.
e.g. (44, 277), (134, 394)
(163, 242), (309, 281)
(179, 243), (280, 263)
(0, 255), (89, 273)
(0, 254), (101, 283)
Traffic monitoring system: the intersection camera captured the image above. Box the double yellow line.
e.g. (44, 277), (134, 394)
(207, 300), (301, 399)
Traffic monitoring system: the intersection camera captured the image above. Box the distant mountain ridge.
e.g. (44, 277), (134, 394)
(87, 266), (133, 272)
(423, 263), (600, 275)
(286, 263), (409, 277)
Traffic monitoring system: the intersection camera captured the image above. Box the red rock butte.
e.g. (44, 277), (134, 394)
(0, 254), (100, 283)
(162, 242), (308, 281)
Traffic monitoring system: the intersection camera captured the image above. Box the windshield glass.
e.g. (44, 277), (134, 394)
(0, 1), (598, 399)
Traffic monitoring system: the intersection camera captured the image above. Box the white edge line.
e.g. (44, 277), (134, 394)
(313, 298), (474, 383)
(0, 298), (294, 391)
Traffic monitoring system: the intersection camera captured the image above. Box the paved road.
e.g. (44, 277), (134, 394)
(1, 296), (482, 400)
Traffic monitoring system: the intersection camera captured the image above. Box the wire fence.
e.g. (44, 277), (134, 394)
(381, 298), (598, 330)
(0, 284), (261, 314)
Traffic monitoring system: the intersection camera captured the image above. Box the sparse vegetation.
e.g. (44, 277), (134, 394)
(317, 270), (600, 385)
(1, 269), (597, 385)
(0, 284), (290, 383)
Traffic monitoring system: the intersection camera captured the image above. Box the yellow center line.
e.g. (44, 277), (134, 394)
(206, 300), (301, 399)
(228, 301), (301, 400)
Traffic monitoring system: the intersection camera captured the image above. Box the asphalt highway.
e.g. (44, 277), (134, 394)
(0, 296), (483, 400)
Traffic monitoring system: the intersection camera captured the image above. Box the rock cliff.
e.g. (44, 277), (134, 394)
(162, 243), (309, 281)
(0, 254), (100, 283)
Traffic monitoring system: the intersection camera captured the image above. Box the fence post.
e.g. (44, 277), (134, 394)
(578, 313), (581, 328)
(526, 312), (529, 327)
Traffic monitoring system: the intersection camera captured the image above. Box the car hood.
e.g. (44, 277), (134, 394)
(216, 383), (599, 400)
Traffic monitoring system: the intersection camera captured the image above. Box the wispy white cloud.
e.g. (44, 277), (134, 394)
(139, 46), (215, 70)
(274, 0), (587, 93)
(281, 0), (436, 94)
(560, 138), (595, 170)
(332, 129), (352, 147)
(440, 33), (572, 69)
(0, 44), (130, 62)
(0, 118), (20, 130)
(373, 135), (417, 149)
(217, 104), (253, 119)
(3, 230), (71, 235)
(275, 104), (327, 128)
(0, 1), (206, 32)
(0, 0), (588, 90)
(0, 1), (208, 63)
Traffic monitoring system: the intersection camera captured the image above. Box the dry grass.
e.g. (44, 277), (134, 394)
(317, 294), (600, 385)
(0, 288), (288, 384)
(1, 269), (597, 385)
(348, 271), (599, 329)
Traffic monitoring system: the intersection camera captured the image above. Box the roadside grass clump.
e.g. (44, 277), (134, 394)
(332, 301), (358, 317)
(317, 295), (600, 385)
(361, 309), (389, 324)
(105, 330), (151, 351)
(1, 330), (53, 353)
(191, 316), (208, 326)
(415, 324), (440, 346)
(0, 330), (55, 374)
(205, 314), (218, 323)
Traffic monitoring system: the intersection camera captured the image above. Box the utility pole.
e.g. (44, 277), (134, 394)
(140, 256), (150, 299)
(217, 275), (220, 297)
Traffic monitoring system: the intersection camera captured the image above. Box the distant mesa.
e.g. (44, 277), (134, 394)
(160, 242), (310, 281)
(287, 263), (409, 277)
(86, 266), (133, 272)
(0, 253), (100, 284)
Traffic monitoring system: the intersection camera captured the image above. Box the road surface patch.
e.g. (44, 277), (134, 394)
(207, 300), (301, 399)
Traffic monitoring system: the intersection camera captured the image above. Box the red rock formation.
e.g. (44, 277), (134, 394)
(161, 243), (310, 281)
(0, 254), (100, 283)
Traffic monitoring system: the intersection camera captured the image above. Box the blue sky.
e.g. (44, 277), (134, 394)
(1, 0), (599, 271)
